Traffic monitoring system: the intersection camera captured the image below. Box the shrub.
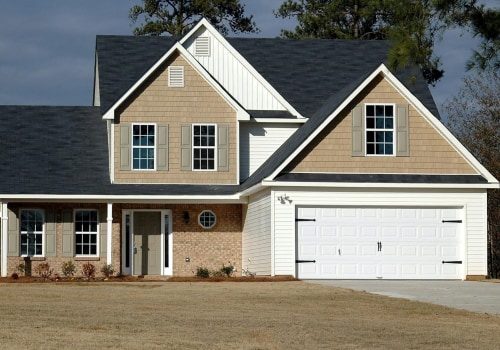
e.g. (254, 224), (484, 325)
(220, 263), (234, 277)
(11, 272), (19, 280)
(18, 263), (31, 276)
(100, 264), (115, 278)
(195, 267), (210, 278)
(82, 262), (96, 281)
(61, 260), (77, 277)
(34, 262), (53, 280)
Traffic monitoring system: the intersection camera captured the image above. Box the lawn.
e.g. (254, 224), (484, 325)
(0, 281), (498, 349)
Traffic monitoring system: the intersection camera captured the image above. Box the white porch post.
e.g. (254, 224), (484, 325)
(107, 203), (113, 266)
(1, 202), (8, 277)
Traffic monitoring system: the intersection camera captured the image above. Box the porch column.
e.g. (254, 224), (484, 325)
(107, 203), (113, 266)
(1, 202), (8, 277)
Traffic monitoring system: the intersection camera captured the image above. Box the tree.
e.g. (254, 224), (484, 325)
(274, 0), (488, 85)
(445, 70), (500, 277)
(466, 6), (500, 71)
(129, 0), (258, 36)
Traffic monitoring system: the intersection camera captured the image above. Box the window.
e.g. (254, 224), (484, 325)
(20, 210), (44, 256)
(198, 210), (216, 229)
(365, 104), (394, 155)
(75, 210), (98, 256)
(193, 124), (216, 170)
(132, 124), (155, 170)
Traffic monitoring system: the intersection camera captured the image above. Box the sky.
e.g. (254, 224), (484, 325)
(0, 1), (494, 118)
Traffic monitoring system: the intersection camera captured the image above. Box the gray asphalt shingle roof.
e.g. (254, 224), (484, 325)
(1, 35), (481, 197)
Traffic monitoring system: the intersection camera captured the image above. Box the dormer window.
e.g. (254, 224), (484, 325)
(195, 37), (210, 56)
(365, 104), (394, 155)
(168, 66), (184, 87)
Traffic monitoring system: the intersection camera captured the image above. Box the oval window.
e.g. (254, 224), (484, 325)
(198, 210), (216, 229)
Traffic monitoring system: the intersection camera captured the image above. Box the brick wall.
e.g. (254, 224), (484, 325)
(3, 202), (242, 278)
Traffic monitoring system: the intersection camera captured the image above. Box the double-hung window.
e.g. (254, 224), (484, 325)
(365, 104), (394, 155)
(193, 124), (216, 170)
(20, 210), (44, 256)
(75, 210), (98, 256)
(132, 124), (155, 170)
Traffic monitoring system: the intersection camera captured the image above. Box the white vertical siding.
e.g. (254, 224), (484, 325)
(239, 123), (300, 180)
(271, 189), (488, 279)
(184, 29), (287, 111)
(242, 189), (272, 275)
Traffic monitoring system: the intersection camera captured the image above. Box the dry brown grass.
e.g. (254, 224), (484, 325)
(0, 281), (498, 349)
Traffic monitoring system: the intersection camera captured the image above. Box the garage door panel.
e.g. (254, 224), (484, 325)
(296, 206), (463, 279)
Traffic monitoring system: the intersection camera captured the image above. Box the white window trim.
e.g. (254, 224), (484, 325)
(198, 210), (216, 229)
(168, 66), (185, 87)
(20, 209), (45, 257)
(132, 123), (157, 171)
(192, 124), (217, 171)
(74, 209), (100, 258)
(365, 103), (396, 157)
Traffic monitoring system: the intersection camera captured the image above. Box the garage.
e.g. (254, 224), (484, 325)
(296, 207), (463, 279)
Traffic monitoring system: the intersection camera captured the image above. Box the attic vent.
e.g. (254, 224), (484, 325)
(168, 66), (184, 87)
(195, 37), (210, 56)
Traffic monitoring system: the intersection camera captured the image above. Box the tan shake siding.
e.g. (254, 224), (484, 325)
(286, 75), (476, 174)
(114, 52), (237, 184)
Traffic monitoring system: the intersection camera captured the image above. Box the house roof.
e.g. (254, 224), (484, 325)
(95, 36), (439, 119)
(0, 106), (240, 196)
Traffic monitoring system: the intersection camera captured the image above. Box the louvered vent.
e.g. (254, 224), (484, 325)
(168, 66), (184, 87)
(195, 37), (210, 56)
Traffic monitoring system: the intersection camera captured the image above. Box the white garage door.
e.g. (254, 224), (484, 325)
(296, 207), (463, 279)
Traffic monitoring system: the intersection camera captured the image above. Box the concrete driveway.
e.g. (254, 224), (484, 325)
(305, 280), (500, 315)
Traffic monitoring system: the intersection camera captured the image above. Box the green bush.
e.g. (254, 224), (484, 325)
(195, 267), (210, 278)
(61, 260), (76, 277)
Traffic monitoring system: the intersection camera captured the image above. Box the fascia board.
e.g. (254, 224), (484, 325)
(248, 118), (308, 124)
(1, 194), (246, 203)
(180, 18), (303, 119)
(261, 180), (499, 190)
(380, 66), (499, 185)
(102, 41), (249, 121)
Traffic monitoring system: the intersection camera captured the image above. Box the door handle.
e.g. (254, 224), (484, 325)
(377, 242), (382, 252)
(338, 249), (341, 256)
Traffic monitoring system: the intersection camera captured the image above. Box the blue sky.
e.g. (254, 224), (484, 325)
(0, 1), (493, 118)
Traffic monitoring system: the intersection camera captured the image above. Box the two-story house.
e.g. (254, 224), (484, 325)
(0, 19), (497, 280)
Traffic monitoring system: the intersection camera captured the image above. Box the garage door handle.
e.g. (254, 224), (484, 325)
(442, 261), (462, 264)
(296, 260), (316, 263)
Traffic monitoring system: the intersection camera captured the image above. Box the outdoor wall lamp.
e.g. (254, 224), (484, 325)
(182, 211), (190, 224)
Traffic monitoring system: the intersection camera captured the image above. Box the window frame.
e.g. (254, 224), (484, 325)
(192, 124), (217, 171)
(132, 123), (157, 171)
(198, 210), (216, 229)
(74, 209), (100, 257)
(365, 103), (396, 156)
(20, 209), (45, 257)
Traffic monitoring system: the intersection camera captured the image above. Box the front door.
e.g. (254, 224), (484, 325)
(133, 212), (161, 275)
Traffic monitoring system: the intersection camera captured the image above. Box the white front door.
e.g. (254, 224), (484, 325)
(296, 207), (463, 279)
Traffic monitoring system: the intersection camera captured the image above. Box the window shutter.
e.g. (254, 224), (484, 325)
(45, 209), (57, 257)
(396, 104), (409, 157)
(157, 124), (169, 171)
(352, 105), (365, 156)
(180, 124), (192, 171)
(120, 124), (131, 171)
(62, 209), (74, 257)
(218, 124), (229, 172)
(99, 208), (107, 258)
(168, 66), (185, 87)
(7, 208), (19, 256)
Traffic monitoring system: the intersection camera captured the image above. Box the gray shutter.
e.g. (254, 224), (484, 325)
(217, 124), (229, 172)
(157, 124), (169, 171)
(45, 210), (57, 257)
(7, 208), (19, 256)
(180, 124), (192, 171)
(352, 105), (365, 156)
(120, 124), (131, 171)
(99, 208), (107, 258)
(62, 209), (74, 257)
(396, 104), (409, 157)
